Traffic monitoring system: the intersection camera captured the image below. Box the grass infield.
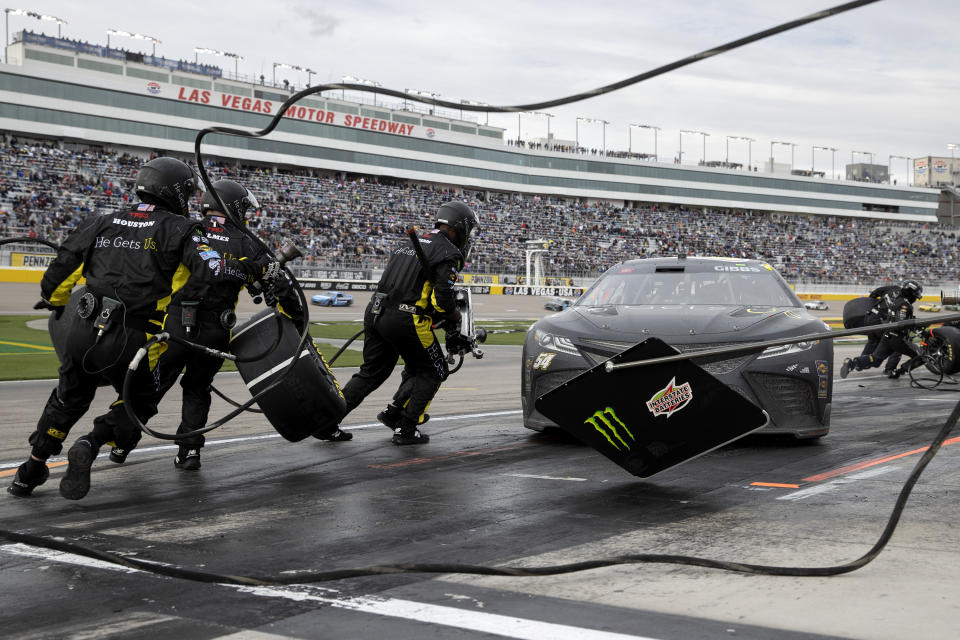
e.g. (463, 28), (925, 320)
(0, 316), (534, 381)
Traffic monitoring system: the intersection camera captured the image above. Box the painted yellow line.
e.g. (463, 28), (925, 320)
(750, 481), (802, 488)
(0, 461), (68, 478)
(0, 340), (54, 351)
(0, 352), (57, 357)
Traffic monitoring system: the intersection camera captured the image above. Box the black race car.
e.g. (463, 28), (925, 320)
(522, 256), (833, 439)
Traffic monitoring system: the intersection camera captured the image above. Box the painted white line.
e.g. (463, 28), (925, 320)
(777, 465), (898, 501)
(503, 473), (588, 482)
(0, 409), (524, 470)
(1, 544), (661, 640)
(245, 349), (312, 390)
(845, 395), (960, 403)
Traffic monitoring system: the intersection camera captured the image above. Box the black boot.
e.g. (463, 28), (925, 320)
(7, 458), (50, 497)
(174, 446), (202, 471)
(392, 422), (430, 446)
(312, 427), (353, 442)
(377, 403), (402, 430)
(59, 437), (98, 500)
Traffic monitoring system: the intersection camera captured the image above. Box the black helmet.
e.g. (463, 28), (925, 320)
(201, 179), (259, 220)
(900, 279), (923, 303)
(435, 201), (480, 259)
(135, 157), (202, 216)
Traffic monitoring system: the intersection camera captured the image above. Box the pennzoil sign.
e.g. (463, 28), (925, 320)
(11, 253), (55, 268)
(646, 377), (693, 418)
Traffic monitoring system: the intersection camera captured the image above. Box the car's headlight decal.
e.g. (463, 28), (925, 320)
(534, 329), (581, 356)
(757, 340), (817, 360)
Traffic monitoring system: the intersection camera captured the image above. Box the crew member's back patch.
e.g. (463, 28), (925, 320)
(535, 337), (768, 478)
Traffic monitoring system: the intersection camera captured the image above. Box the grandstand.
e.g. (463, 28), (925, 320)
(0, 27), (955, 288)
(2, 137), (959, 287)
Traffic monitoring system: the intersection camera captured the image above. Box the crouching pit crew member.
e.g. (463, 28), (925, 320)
(841, 279), (923, 379)
(7, 157), (274, 500)
(151, 179), (308, 471)
(325, 201), (480, 445)
(859, 283), (906, 377)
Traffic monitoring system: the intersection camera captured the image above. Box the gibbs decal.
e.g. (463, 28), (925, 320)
(646, 377), (693, 418)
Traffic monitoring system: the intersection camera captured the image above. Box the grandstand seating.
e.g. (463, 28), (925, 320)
(1, 135), (957, 285)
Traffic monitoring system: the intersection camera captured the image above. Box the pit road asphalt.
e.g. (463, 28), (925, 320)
(1, 283), (958, 640)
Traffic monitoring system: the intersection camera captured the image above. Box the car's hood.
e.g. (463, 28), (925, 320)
(550, 304), (822, 342)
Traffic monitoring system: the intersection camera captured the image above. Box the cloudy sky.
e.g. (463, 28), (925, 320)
(13, 0), (959, 183)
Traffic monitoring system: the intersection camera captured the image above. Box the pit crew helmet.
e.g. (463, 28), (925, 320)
(135, 157), (204, 216)
(900, 279), (923, 303)
(201, 179), (260, 221)
(435, 201), (480, 260)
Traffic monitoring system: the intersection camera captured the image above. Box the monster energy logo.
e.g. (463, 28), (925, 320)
(584, 407), (635, 451)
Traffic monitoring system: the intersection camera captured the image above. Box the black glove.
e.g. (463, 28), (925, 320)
(445, 331), (472, 355)
(263, 281), (281, 307)
(34, 298), (64, 320)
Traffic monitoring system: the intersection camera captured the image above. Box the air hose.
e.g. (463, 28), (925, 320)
(2, 0), (904, 583)
(0, 394), (954, 584)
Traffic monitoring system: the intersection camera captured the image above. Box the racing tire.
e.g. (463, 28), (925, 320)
(842, 297), (879, 329)
(231, 310), (347, 441)
(924, 326), (960, 376)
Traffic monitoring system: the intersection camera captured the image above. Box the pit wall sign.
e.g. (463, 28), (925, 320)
(175, 87), (418, 137)
(10, 253), (55, 268)
(298, 279), (578, 297)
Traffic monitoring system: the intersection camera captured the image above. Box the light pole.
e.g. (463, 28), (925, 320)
(726, 136), (754, 170)
(195, 47), (243, 76)
(888, 155), (909, 185)
(813, 146), (836, 179)
(460, 99), (490, 125)
(634, 124), (660, 161)
(949, 144), (960, 186)
(771, 140), (796, 172)
(342, 75), (381, 105)
(273, 62), (303, 87)
(524, 112), (553, 148)
(108, 29), (161, 56)
(576, 117), (607, 153)
(405, 88), (440, 114)
(6, 9), (67, 62)
(681, 129), (708, 164)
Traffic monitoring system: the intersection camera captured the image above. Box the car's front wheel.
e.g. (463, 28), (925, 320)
(924, 326), (960, 375)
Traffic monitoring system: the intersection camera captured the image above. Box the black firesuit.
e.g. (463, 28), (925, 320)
(849, 287), (918, 372)
(340, 229), (463, 428)
(859, 285), (904, 373)
(152, 213), (276, 451)
(28, 203), (255, 461)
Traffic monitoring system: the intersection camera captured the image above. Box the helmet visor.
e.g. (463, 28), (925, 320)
(192, 168), (208, 195)
(244, 190), (260, 211)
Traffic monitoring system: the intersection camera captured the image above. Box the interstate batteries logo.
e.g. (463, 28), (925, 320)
(646, 377), (693, 418)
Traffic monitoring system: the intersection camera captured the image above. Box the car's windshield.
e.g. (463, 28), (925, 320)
(578, 267), (797, 307)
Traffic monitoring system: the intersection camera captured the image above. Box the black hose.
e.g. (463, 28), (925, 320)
(0, 236), (61, 251)
(326, 328), (365, 365)
(209, 384), (263, 414)
(3, 391), (955, 584)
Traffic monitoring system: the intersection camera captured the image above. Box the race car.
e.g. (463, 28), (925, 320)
(803, 300), (829, 310)
(544, 297), (575, 311)
(918, 302), (941, 312)
(522, 256), (833, 439)
(311, 291), (354, 307)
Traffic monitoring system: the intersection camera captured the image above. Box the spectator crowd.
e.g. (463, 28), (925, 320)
(1, 136), (957, 286)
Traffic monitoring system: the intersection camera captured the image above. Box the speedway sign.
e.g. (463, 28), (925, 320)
(175, 87), (417, 137)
